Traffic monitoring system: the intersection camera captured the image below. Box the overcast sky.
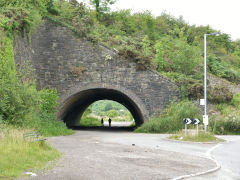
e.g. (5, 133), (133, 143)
(80, 0), (240, 40)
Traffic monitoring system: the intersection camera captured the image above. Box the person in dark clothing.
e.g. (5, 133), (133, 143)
(101, 118), (104, 126)
(108, 118), (112, 127)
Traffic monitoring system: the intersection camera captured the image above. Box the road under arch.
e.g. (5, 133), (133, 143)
(59, 88), (145, 127)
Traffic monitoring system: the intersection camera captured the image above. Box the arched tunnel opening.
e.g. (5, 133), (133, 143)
(59, 88), (145, 129)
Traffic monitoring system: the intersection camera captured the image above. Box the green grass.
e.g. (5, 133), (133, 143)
(38, 113), (74, 137)
(135, 100), (200, 133)
(79, 117), (101, 127)
(0, 124), (61, 178)
(169, 131), (224, 142)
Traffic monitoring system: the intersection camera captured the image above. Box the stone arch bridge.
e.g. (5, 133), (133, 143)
(14, 21), (179, 127)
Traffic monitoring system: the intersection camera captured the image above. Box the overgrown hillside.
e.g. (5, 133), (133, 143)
(1, 0), (240, 133)
(0, 0), (74, 134)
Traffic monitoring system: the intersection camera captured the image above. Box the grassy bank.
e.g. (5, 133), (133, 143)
(0, 124), (61, 178)
(135, 100), (200, 133)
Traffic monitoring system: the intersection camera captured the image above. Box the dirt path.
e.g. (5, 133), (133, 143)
(19, 130), (217, 180)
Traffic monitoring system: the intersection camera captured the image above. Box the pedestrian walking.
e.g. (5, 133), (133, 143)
(108, 118), (112, 127)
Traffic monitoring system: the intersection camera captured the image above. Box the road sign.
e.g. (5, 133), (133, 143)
(192, 118), (200, 125)
(203, 115), (208, 125)
(200, 99), (205, 106)
(183, 118), (192, 124)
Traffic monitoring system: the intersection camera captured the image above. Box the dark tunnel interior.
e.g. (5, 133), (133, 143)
(60, 88), (145, 127)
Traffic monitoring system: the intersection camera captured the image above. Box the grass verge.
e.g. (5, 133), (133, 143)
(169, 131), (224, 143)
(0, 124), (61, 178)
(79, 117), (101, 127)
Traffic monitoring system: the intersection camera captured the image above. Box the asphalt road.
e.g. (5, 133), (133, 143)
(189, 135), (240, 180)
(19, 130), (240, 180)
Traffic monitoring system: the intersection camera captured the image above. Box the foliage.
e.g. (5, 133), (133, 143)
(0, 123), (61, 177)
(0, 0), (240, 136)
(135, 100), (200, 133)
(104, 102), (113, 111)
(91, 100), (128, 114)
(231, 93), (240, 108)
(208, 55), (240, 83)
(0, 34), (72, 136)
(209, 115), (240, 135)
(0, 36), (38, 125)
(208, 85), (233, 103)
(154, 37), (201, 75)
(104, 109), (119, 118)
(163, 72), (203, 99)
(0, 0), (58, 37)
(90, 0), (116, 21)
(38, 89), (58, 113)
(80, 117), (101, 127)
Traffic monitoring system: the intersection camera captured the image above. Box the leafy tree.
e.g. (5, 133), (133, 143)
(154, 37), (201, 75)
(104, 103), (113, 111)
(90, 0), (116, 20)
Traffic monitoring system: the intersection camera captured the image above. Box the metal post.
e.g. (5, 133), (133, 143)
(204, 34), (208, 133)
(197, 124), (199, 136)
(185, 124), (187, 136)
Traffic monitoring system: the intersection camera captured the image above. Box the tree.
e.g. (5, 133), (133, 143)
(90, 0), (116, 20)
(104, 103), (112, 111)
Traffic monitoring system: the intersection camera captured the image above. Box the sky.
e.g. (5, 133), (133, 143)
(79, 0), (240, 40)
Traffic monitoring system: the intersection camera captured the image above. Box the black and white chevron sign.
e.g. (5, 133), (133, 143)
(183, 118), (192, 124)
(192, 118), (200, 125)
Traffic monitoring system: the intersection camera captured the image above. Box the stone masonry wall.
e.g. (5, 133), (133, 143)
(14, 20), (180, 121)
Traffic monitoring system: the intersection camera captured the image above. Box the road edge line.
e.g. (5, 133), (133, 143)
(171, 144), (222, 180)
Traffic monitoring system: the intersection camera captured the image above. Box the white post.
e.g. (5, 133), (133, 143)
(204, 34), (208, 134)
(197, 124), (199, 136)
(185, 124), (187, 136)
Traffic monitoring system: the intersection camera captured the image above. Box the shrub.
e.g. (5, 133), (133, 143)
(154, 37), (201, 75)
(209, 115), (240, 135)
(135, 100), (200, 133)
(39, 88), (58, 114)
(231, 93), (240, 108)
(208, 85), (233, 103)
(105, 109), (119, 118)
(80, 117), (101, 127)
(208, 56), (240, 83)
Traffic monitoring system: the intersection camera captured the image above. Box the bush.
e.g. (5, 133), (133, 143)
(39, 88), (58, 113)
(80, 117), (101, 127)
(208, 56), (240, 83)
(105, 109), (119, 118)
(135, 100), (200, 133)
(208, 85), (233, 103)
(155, 37), (201, 75)
(209, 115), (240, 135)
(0, 35), (72, 136)
(231, 93), (240, 108)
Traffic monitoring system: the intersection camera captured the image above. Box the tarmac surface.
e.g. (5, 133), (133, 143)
(18, 128), (229, 180)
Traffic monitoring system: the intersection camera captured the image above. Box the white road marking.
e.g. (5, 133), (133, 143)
(172, 143), (222, 180)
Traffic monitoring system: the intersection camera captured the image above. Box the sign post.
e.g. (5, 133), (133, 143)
(203, 115), (208, 133)
(193, 118), (200, 136)
(183, 118), (201, 136)
(185, 124), (187, 136)
(183, 118), (192, 136)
